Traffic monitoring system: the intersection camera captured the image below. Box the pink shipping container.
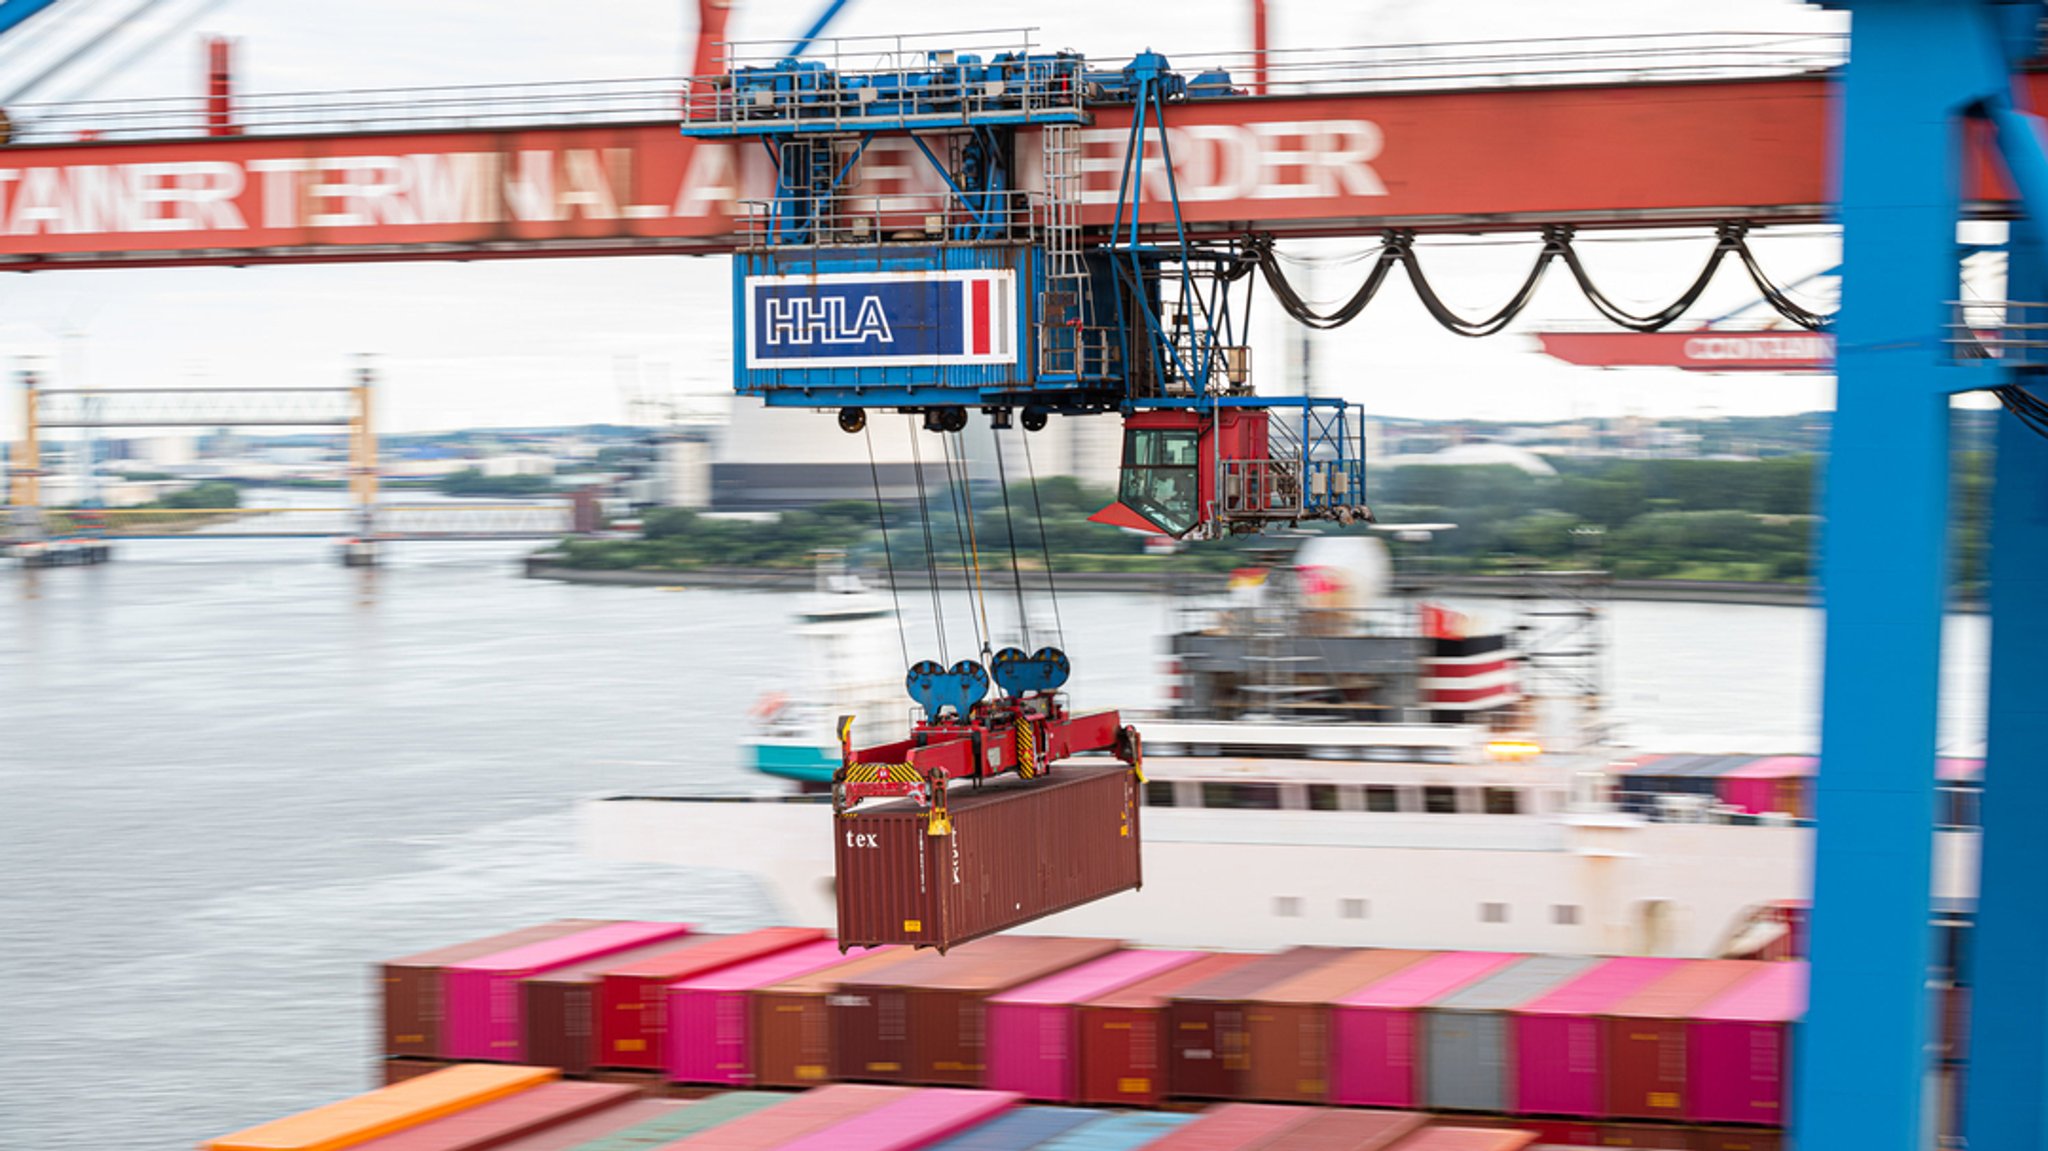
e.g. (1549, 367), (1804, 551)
(1329, 952), (1520, 1107)
(769, 1088), (1019, 1151)
(1686, 961), (1807, 1125)
(1715, 757), (1813, 818)
(1140, 1103), (1318, 1149)
(665, 939), (864, 1084)
(664, 1083), (909, 1150)
(1511, 956), (1684, 1117)
(986, 950), (1206, 1101)
(444, 921), (693, 1061)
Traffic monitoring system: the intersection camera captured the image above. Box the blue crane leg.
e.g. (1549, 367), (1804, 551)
(1961, 225), (2048, 1149)
(1797, 1), (1977, 1146)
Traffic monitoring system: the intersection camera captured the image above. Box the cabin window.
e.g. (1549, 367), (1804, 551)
(1202, 782), (1282, 810)
(1423, 785), (1459, 814)
(1120, 427), (1201, 537)
(1553, 904), (1582, 926)
(1481, 902), (1510, 923)
(1340, 898), (1369, 919)
(1483, 787), (1521, 815)
(1274, 896), (1303, 918)
(1144, 781), (1177, 808)
(1364, 785), (1399, 813)
(1307, 784), (1341, 811)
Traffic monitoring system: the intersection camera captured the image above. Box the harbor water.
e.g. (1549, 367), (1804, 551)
(0, 539), (1986, 1149)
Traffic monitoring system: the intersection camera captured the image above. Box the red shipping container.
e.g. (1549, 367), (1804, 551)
(987, 949), (1206, 1101)
(1513, 957), (1685, 1117)
(1383, 1130), (1536, 1151)
(1694, 1128), (1785, 1151)
(833, 935), (1121, 1085)
(1579, 1122), (1697, 1148)
(1259, 1109), (1427, 1150)
(1606, 961), (1765, 1120)
(524, 935), (725, 1077)
(1328, 951), (1520, 1107)
(598, 926), (825, 1069)
(835, 765), (1142, 952)
(382, 920), (610, 1058)
(444, 922), (695, 1062)
(1685, 961), (1805, 1125)
(1169, 948), (1351, 1099)
(769, 1088), (1019, 1151)
(662, 1083), (910, 1150)
(665, 938), (860, 1084)
(1078, 952), (1261, 1107)
(1247, 949), (1433, 1104)
(1140, 1103), (1320, 1150)
(347, 1082), (638, 1151)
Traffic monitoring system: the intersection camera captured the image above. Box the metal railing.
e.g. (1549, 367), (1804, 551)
(31, 503), (573, 540)
(738, 189), (1047, 247)
(1037, 322), (1123, 382)
(0, 31), (1846, 146)
(1948, 299), (2048, 365)
(32, 386), (358, 429)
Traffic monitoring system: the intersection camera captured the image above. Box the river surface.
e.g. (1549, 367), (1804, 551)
(0, 536), (1989, 1149)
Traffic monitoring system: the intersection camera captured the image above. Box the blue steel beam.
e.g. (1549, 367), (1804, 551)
(0, 0), (63, 38)
(786, 0), (851, 59)
(1797, 2), (1991, 1147)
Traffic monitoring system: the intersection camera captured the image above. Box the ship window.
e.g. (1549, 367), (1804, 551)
(1307, 784), (1340, 811)
(1364, 785), (1399, 813)
(1481, 902), (1510, 924)
(1553, 904), (1581, 926)
(1340, 898), (1369, 920)
(1424, 786), (1459, 814)
(1274, 896), (1303, 918)
(1144, 781), (1177, 807)
(1483, 787), (1521, 815)
(1120, 427), (1201, 537)
(1202, 782), (1282, 810)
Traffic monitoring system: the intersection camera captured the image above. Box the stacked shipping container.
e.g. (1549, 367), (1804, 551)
(1421, 956), (1599, 1113)
(986, 949), (1207, 1102)
(1604, 961), (1764, 1121)
(1243, 949), (1430, 1104)
(444, 923), (696, 1062)
(1330, 952), (1523, 1108)
(1684, 961), (1806, 1126)
(1075, 952), (1261, 1107)
(598, 927), (826, 1070)
(1510, 957), (1684, 1117)
(1169, 948), (1349, 1099)
(665, 938), (863, 1085)
(382, 920), (610, 1059)
(524, 936), (725, 1076)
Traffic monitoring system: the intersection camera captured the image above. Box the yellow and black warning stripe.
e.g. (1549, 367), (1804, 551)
(1014, 721), (1039, 778)
(843, 762), (924, 784)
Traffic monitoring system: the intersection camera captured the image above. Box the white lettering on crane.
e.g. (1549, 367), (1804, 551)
(1682, 336), (1832, 361)
(1074, 119), (1385, 205)
(763, 296), (894, 346)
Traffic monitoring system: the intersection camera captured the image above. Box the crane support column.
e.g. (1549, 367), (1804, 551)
(1961, 201), (2048, 1146)
(1799, 1), (1991, 1146)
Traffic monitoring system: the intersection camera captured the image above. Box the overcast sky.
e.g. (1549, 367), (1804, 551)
(0, 0), (1857, 436)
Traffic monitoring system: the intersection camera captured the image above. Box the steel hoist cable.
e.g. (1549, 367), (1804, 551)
(990, 426), (1031, 652)
(863, 425), (912, 671)
(1019, 430), (1067, 651)
(907, 417), (949, 664)
(939, 430), (991, 660)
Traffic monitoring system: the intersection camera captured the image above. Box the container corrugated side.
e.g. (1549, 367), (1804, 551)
(1421, 955), (1599, 1114)
(1168, 948), (1350, 1100)
(1328, 951), (1520, 1108)
(666, 938), (855, 1085)
(597, 927), (826, 1070)
(768, 1088), (1019, 1151)
(207, 1064), (558, 1151)
(1242, 950), (1431, 1104)
(1076, 952), (1259, 1107)
(1684, 960), (1806, 1126)
(480, 1098), (684, 1151)
(986, 950), (1204, 1102)
(659, 1083), (909, 1150)
(445, 923), (695, 1063)
(524, 936), (723, 1077)
(835, 765), (1141, 952)
(382, 921), (610, 1059)
(753, 947), (920, 1089)
(346, 1082), (638, 1151)
(1509, 957), (1685, 1118)
(1605, 960), (1764, 1121)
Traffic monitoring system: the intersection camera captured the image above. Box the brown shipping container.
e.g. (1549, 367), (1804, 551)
(1169, 947), (1350, 1100)
(381, 920), (610, 1058)
(1244, 950), (1431, 1103)
(1078, 952), (1262, 1107)
(382, 1059), (452, 1086)
(835, 765), (1141, 952)
(524, 935), (723, 1077)
(833, 935), (1121, 1085)
(753, 947), (922, 1089)
(1605, 960), (1762, 1120)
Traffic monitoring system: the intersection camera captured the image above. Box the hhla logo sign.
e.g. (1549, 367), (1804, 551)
(763, 295), (894, 346)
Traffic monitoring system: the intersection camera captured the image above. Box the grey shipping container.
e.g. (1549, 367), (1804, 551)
(380, 919), (611, 1058)
(835, 763), (1142, 952)
(1422, 954), (1600, 1112)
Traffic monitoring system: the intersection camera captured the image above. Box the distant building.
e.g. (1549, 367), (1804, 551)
(1385, 442), (1558, 477)
(479, 454), (556, 478)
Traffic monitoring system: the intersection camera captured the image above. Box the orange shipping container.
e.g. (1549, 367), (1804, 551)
(207, 1064), (555, 1151)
